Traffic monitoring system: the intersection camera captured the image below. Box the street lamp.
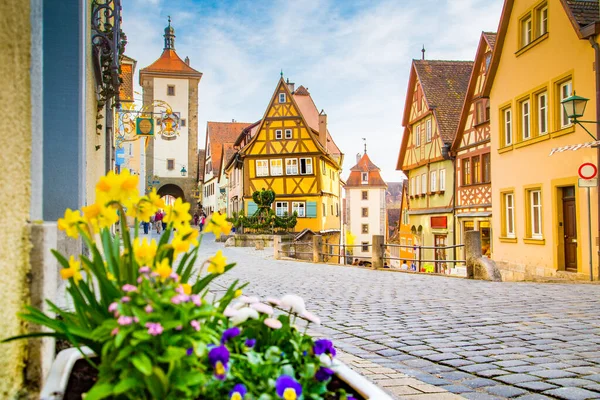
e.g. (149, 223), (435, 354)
(180, 166), (187, 176)
(561, 92), (600, 281)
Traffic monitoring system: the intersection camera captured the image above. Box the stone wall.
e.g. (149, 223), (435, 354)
(0, 0), (32, 396)
(495, 261), (591, 282)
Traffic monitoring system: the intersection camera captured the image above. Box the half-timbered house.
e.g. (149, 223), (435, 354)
(234, 77), (343, 233)
(452, 32), (497, 259)
(397, 60), (473, 272)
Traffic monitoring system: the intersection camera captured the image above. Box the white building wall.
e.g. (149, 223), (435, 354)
(153, 77), (189, 178)
(348, 186), (385, 258)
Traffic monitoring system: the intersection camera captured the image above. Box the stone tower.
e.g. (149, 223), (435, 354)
(139, 19), (202, 202)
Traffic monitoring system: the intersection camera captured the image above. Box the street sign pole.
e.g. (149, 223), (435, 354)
(579, 162), (598, 281)
(589, 186), (593, 281)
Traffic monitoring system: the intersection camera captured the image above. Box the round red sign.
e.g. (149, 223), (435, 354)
(578, 163), (598, 180)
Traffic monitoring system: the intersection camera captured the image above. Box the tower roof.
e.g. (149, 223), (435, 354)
(346, 153), (387, 187)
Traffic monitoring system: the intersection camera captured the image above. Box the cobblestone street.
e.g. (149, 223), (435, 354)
(197, 235), (600, 400)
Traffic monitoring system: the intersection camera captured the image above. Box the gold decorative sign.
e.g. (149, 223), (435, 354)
(136, 117), (154, 136)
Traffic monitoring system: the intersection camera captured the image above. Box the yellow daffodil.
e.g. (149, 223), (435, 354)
(57, 209), (84, 239)
(171, 224), (199, 255)
(127, 199), (154, 223)
(133, 238), (157, 266)
(82, 203), (119, 232)
(60, 256), (83, 284)
(207, 250), (228, 274)
(181, 283), (192, 295)
(95, 170), (140, 207)
(147, 189), (166, 210)
(163, 198), (191, 229)
(155, 258), (172, 280)
(203, 212), (232, 238)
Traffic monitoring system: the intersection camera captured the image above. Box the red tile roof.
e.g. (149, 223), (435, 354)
(345, 153), (387, 187)
(206, 122), (252, 178)
(413, 60), (473, 143)
(294, 85), (310, 96)
(483, 32), (497, 50)
(139, 49), (202, 83)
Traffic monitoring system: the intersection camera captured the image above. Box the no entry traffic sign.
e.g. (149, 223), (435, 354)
(578, 163), (598, 180)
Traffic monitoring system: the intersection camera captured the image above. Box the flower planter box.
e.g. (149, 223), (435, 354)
(40, 348), (393, 400)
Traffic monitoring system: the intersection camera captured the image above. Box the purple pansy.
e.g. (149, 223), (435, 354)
(315, 367), (335, 382)
(221, 327), (241, 344)
(208, 345), (230, 380)
(186, 347), (194, 356)
(244, 338), (256, 348)
(275, 375), (302, 399)
(313, 339), (336, 357)
(229, 383), (247, 400)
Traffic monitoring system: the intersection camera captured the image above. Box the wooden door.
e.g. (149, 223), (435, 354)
(434, 235), (447, 273)
(563, 188), (577, 272)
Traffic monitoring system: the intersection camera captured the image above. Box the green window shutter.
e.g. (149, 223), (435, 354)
(306, 201), (317, 218)
(247, 201), (258, 216)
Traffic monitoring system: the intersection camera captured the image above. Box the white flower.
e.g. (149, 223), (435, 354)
(264, 318), (283, 329)
(223, 306), (238, 317)
(266, 297), (282, 307)
(250, 302), (274, 315)
(301, 310), (321, 325)
(232, 301), (246, 310)
(239, 295), (259, 304)
(230, 307), (259, 326)
(280, 294), (306, 315)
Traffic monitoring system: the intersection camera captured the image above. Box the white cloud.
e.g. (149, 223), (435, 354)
(121, 0), (504, 182)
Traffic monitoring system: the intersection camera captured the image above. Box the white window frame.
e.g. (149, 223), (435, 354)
(270, 159), (283, 176)
(421, 174), (427, 194)
(286, 158), (298, 175)
(530, 190), (543, 239)
(361, 242), (369, 253)
(504, 108), (512, 146)
(415, 175), (421, 195)
(426, 120), (432, 142)
(285, 129), (292, 139)
(439, 169), (446, 191)
(505, 193), (515, 238)
(539, 6), (548, 36)
(522, 99), (531, 140)
(300, 158), (313, 175)
(430, 170), (437, 192)
(560, 80), (573, 128)
(538, 92), (547, 135)
(275, 129), (282, 140)
(522, 16), (532, 46)
(279, 93), (286, 103)
(256, 160), (269, 177)
(361, 172), (368, 183)
(292, 202), (305, 217)
(415, 125), (421, 147)
(275, 201), (289, 217)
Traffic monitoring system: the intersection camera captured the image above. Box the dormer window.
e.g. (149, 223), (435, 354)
(361, 172), (368, 184)
(279, 93), (286, 103)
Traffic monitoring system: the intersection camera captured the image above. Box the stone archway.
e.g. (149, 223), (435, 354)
(157, 184), (185, 202)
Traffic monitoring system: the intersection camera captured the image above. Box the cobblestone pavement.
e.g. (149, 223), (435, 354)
(196, 235), (600, 400)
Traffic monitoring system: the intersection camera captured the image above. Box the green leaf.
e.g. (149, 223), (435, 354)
(157, 346), (187, 362)
(247, 352), (263, 365)
(281, 364), (295, 377)
(257, 394), (273, 400)
(113, 377), (140, 394)
(144, 372), (166, 399)
(131, 353), (153, 376)
(83, 383), (114, 400)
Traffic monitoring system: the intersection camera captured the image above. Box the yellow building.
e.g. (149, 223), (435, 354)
(235, 77), (343, 232)
(485, 0), (599, 280)
(397, 60), (473, 273)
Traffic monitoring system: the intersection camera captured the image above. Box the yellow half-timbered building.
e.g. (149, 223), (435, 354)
(235, 77), (344, 232)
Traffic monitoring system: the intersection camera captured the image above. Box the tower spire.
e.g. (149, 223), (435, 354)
(164, 16), (175, 50)
(421, 45), (426, 60)
(362, 137), (367, 154)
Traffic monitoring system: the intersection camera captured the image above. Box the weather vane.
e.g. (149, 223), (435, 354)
(362, 137), (367, 154)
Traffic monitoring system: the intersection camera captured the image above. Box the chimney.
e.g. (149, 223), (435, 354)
(318, 110), (327, 150)
(356, 153), (361, 164)
(232, 119), (236, 123)
(185, 56), (190, 65)
(286, 78), (295, 93)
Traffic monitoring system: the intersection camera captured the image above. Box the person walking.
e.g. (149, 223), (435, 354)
(199, 213), (206, 232)
(154, 210), (163, 234)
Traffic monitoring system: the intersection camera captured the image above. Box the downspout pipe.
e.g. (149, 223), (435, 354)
(588, 36), (600, 280)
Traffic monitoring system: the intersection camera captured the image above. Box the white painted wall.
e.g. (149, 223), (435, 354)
(153, 77), (189, 178)
(347, 186), (386, 257)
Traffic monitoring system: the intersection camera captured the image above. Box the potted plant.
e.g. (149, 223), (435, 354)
(5, 170), (391, 400)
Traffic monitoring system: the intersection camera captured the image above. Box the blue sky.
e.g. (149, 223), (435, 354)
(122, 0), (504, 181)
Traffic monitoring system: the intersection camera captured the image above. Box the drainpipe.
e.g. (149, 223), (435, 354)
(589, 36), (600, 280)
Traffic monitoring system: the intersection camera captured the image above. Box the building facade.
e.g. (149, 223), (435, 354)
(397, 60), (473, 273)
(485, 0), (599, 280)
(345, 153), (387, 260)
(140, 21), (201, 202)
(452, 33), (496, 259)
(235, 78), (344, 232)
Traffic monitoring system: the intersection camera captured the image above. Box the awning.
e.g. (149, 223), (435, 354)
(456, 212), (492, 218)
